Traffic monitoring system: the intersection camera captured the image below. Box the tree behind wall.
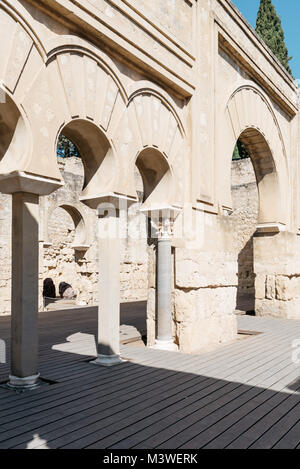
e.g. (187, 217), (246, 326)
(233, 140), (250, 161)
(256, 0), (292, 75)
(57, 135), (80, 158)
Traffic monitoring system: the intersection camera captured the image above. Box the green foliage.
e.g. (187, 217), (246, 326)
(256, 0), (292, 75)
(57, 134), (80, 158)
(232, 139), (250, 160)
(232, 144), (240, 161)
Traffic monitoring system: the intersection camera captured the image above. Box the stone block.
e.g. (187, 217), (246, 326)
(173, 285), (237, 353)
(175, 248), (237, 289)
(177, 314), (237, 354)
(256, 298), (300, 320)
(255, 274), (266, 300)
(275, 275), (300, 301)
(266, 275), (275, 300)
(174, 286), (236, 324)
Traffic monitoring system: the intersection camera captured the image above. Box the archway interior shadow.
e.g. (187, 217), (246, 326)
(0, 94), (19, 158)
(136, 147), (173, 207)
(233, 128), (280, 315)
(236, 237), (255, 314)
(59, 204), (86, 246)
(61, 119), (115, 199)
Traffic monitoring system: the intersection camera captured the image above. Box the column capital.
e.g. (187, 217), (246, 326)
(80, 192), (137, 212)
(140, 204), (182, 239)
(0, 171), (63, 196)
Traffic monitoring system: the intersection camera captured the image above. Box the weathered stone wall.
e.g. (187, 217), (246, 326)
(228, 159), (300, 320)
(129, 0), (193, 46)
(0, 157), (148, 315)
(0, 0), (299, 360)
(146, 209), (239, 353)
(148, 158), (260, 353)
(173, 242), (238, 353)
(254, 232), (300, 320)
(40, 157), (100, 309)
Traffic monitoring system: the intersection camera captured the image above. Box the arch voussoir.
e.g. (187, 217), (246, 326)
(220, 86), (289, 228)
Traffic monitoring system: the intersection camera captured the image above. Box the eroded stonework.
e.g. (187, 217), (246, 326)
(1, 0), (300, 359)
(0, 157), (148, 314)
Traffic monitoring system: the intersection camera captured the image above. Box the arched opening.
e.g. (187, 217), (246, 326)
(239, 129), (281, 225)
(44, 204), (93, 309)
(57, 134), (81, 159)
(58, 119), (116, 201)
(57, 204), (86, 247)
(50, 119), (118, 308)
(45, 206), (77, 304)
(118, 163), (148, 331)
(134, 148), (174, 346)
(231, 128), (279, 314)
(136, 147), (173, 206)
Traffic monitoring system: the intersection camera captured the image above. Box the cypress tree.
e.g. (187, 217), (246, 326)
(256, 0), (292, 75)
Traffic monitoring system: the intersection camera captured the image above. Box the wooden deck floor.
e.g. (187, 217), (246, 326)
(0, 307), (299, 449)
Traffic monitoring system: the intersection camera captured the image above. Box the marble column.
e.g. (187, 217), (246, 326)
(155, 220), (177, 350)
(9, 192), (40, 389)
(142, 206), (181, 351)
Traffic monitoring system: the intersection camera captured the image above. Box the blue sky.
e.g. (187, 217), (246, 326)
(233, 0), (300, 80)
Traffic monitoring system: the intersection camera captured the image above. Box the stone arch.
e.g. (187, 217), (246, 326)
(135, 147), (174, 207)
(48, 48), (127, 129)
(114, 87), (187, 205)
(219, 86), (289, 227)
(44, 202), (96, 307)
(46, 43), (128, 102)
(0, 6), (61, 184)
(0, 5), (45, 95)
(10, 45), (129, 188)
(237, 128), (280, 225)
(57, 119), (119, 204)
(45, 203), (90, 249)
(127, 81), (185, 135)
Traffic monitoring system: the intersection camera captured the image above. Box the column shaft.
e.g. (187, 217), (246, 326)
(154, 235), (178, 351)
(10, 192), (40, 386)
(93, 213), (122, 366)
(157, 237), (172, 341)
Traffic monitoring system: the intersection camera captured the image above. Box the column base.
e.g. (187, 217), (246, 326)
(151, 339), (178, 352)
(7, 373), (40, 391)
(90, 354), (126, 367)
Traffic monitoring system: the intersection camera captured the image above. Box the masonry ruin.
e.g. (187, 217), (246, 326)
(1, 0), (300, 389)
(0, 157), (149, 315)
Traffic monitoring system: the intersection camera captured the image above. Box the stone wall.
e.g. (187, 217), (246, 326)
(0, 157), (148, 315)
(146, 209), (239, 353)
(254, 232), (300, 320)
(173, 241), (238, 354)
(149, 157), (259, 354)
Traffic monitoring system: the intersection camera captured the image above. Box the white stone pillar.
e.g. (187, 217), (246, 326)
(0, 171), (62, 390)
(141, 206), (181, 351)
(9, 192), (40, 389)
(83, 194), (135, 367)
